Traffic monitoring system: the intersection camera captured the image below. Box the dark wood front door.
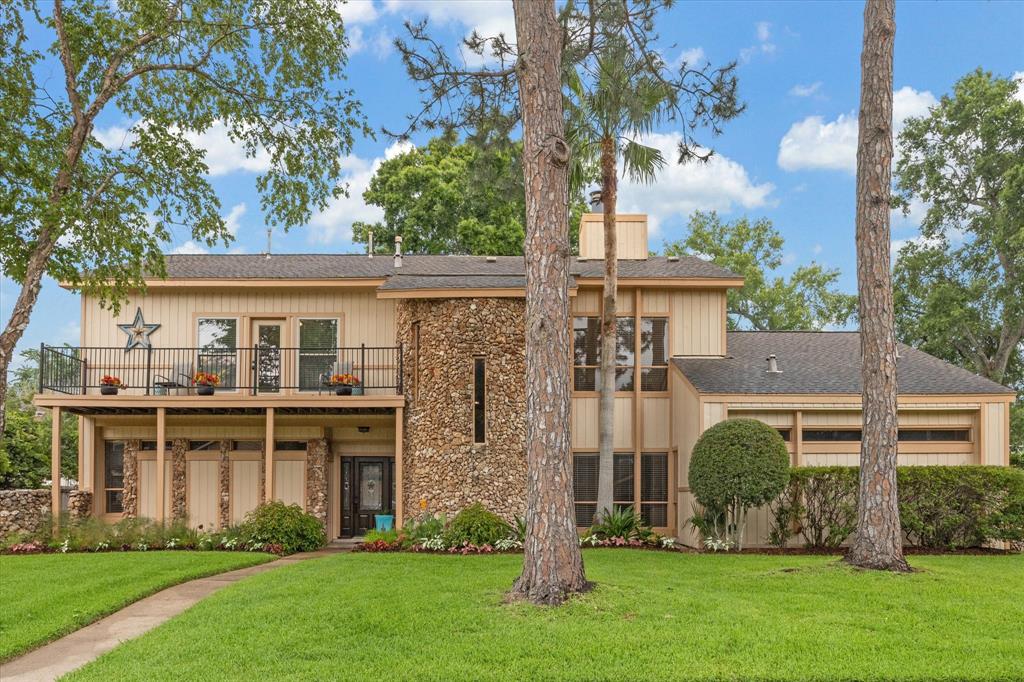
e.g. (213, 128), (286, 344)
(341, 457), (394, 537)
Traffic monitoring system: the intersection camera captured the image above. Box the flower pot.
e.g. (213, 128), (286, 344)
(351, 386), (364, 396)
(334, 386), (353, 396)
(100, 385), (119, 395)
(196, 385), (215, 396)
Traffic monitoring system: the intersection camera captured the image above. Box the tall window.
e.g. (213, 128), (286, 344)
(104, 441), (125, 514)
(640, 317), (669, 391)
(573, 452), (636, 527)
(640, 452), (669, 526)
(412, 321), (421, 400)
(197, 318), (238, 388)
(473, 357), (486, 443)
(298, 318), (338, 390)
(572, 316), (636, 391)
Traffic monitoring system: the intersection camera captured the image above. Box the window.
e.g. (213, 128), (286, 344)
(641, 453), (669, 527)
(139, 441), (172, 451)
(803, 429), (862, 442)
(412, 321), (421, 400)
(640, 317), (669, 391)
(298, 318), (338, 390)
(775, 428), (792, 442)
(898, 429), (970, 442)
(232, 441), (262, 451)
(572, 316), (636, 391)
(573, 453), (636, 527)
(274, 441), (307, 451)
(473, 357), (486, 443)
(197, 318), (238, 388)
(104, 441), (125, 514)
(188, 440), (220, 451)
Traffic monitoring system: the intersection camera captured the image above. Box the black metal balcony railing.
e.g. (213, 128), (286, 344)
(38, 344), (404, 396)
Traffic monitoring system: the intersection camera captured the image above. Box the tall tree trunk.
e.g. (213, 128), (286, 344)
(510, 0), (590, 605)
(596, 136), (618, 518)
(847, 0), (910, 572)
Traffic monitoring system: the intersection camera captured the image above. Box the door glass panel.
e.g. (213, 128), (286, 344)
(256, 324), (282, 392)
(359, 463), (383, 511)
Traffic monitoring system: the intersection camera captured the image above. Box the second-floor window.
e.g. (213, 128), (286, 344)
(573, 315), (668, 392)
(197, 318), (238, 388)
(640, 317), (669, 391)
(298, 318), (338, 390)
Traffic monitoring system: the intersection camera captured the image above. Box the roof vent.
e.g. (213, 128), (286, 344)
(766, 354), (782, 374)
(485, 256), (497, 263)
(589, 190), (603, 212)
(367, 230), (374, 259)
(667, 255), (679, 262)
(394, 235), (403, 269)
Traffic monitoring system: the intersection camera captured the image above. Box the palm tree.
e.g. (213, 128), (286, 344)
(565, 37), (672, 518)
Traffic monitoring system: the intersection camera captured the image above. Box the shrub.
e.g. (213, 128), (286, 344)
(768, 467), (858, 548)
(401, 512), (446, 548)
(590, 506), (649, 541)
(898, 466), (1024, 549)
(689, 418), (790, 549)
(239, 502), (325, 555)
(441, 503), (510, 547)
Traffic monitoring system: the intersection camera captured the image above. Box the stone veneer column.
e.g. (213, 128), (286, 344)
(67, 489), (93, 521)
(259, 440), (267, 504)
(305, 438), (329, 527)
(218, 440), (231, 528)
(121, 439), (141, 519)
(170, 439), (188, 521)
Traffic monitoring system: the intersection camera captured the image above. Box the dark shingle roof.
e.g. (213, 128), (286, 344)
(673, 331), (1015, 396)
(379, 274), (530, 291)
(161, 254), (738, 286)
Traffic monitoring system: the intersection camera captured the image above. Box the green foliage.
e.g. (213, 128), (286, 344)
(1, 350), (78, 488)
(664, 212), (858, 330)
(441, 503), (510, 547)
(352, 132), (586, 255)
(767, 466), (1024, 550)
(1011, 402), (1024, 463)
(892, 69), (1023, 415)
(401, 512), (446, 544)
(0, 1), (369, 311)
(589, 506), (649, 541)
(689, 418), (790, 550)
(363, 528), (399, 544)
(768, 467), (859, 548)
(240, 502), (325, 555)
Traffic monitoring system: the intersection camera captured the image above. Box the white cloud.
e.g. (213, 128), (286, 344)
(756, 21), (771, 43)
(223, 203), (246, 237)
(812, 243), (823, 255)
(615, 132), (775, 236)
(308, 140), (414, 244)
(674, 47), (706, 68)
(92, 120), (272, 176)
(383, 0), (515, 66)
(778, 86), (937, 173)
(740, 21), (776, 61)
(789, 81), (822, 97)
(336, 0), (379, 24)
(171, 240), (209, 254)
(1012, 71), (1024, 104)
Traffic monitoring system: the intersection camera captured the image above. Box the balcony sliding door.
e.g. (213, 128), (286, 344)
(252, 320), (284, 393)
(298, 318), (339, 391)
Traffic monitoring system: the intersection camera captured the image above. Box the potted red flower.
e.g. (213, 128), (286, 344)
(326, 373), (360, 396)
(100, 375), (124, 395)
(193, 371), (220, 396)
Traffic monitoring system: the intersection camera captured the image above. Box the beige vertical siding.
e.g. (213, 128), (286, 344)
(670, 290), (726, 356)
(614, 396), (633, 449)
(671, 371), (702, 546)
(138, 459), (171, 521)
(641, 397), (670, 450)
(572, 397), (598, 450)
(187, 460), (219, 529)
(274, 459), (305, 507)
(641, 290), (670, 314)
(230, 460), (261, 524)
(571, 290), (600, 315)
(982, 402), (1008, 465)
(703, 402), (727, 429)
(577, 214), (649, 260)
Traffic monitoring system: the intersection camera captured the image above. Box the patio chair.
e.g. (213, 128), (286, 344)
(153, 361), (194, 396)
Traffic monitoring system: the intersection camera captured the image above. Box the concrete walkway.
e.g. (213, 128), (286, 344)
(0, 549), (339, 682)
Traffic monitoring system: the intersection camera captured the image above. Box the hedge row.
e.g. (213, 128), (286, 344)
(768, 466), (1024, 550)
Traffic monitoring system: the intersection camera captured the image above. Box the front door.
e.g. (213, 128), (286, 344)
(252, 320), (284, 393)
(341, 457), (394, 537)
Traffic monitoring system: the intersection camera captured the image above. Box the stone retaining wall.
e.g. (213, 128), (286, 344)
(397, 297), (527, 521)
(0, 489), (51, 538)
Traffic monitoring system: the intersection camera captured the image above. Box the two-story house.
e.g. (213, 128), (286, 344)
(34, 213), (1015, 546)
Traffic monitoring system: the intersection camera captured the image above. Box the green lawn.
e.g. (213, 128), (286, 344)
(0, 551), (273, 661)
(67, 550), (1023, 681)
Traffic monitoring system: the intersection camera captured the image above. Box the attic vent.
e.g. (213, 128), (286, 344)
(667, 255), (679, 262)
(485, 256), (497, 263)
(766, 354), (782, 374)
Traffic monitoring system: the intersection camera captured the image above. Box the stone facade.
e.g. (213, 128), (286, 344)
(121, 439), (141, 518)
(171, 439), (188, 521)
(397, 297), (527, 520)
(305, 438), (329, 527)
(0, 489), (51, 538)
(68, 489), (93, 521)
(218, 440), (231, 528)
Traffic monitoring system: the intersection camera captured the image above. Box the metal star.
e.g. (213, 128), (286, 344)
(118, 307), (160, 351)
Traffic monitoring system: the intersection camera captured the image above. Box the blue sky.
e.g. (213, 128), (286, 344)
(2, 0), (1022, 366)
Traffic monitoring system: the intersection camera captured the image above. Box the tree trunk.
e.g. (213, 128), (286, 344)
(846, 0), (909, 572)
(509, 0), (590, 605)
(596, 136), (618, 519)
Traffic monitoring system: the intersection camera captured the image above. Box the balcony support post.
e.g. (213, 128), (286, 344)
(395, 405), (404, 527)
(50, 406), (62, 535)
(265, 407), (275, 502)
(155, 407), (166, 524)
(145, 347), (152, 396)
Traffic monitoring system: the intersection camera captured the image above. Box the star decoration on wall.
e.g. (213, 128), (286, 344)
(118, 307), (160, 351)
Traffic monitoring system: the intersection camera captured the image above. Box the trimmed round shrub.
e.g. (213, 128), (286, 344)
(442, 503), (511, 547)
(689, 418), (790, 549)
(240, 501), (326, 554)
